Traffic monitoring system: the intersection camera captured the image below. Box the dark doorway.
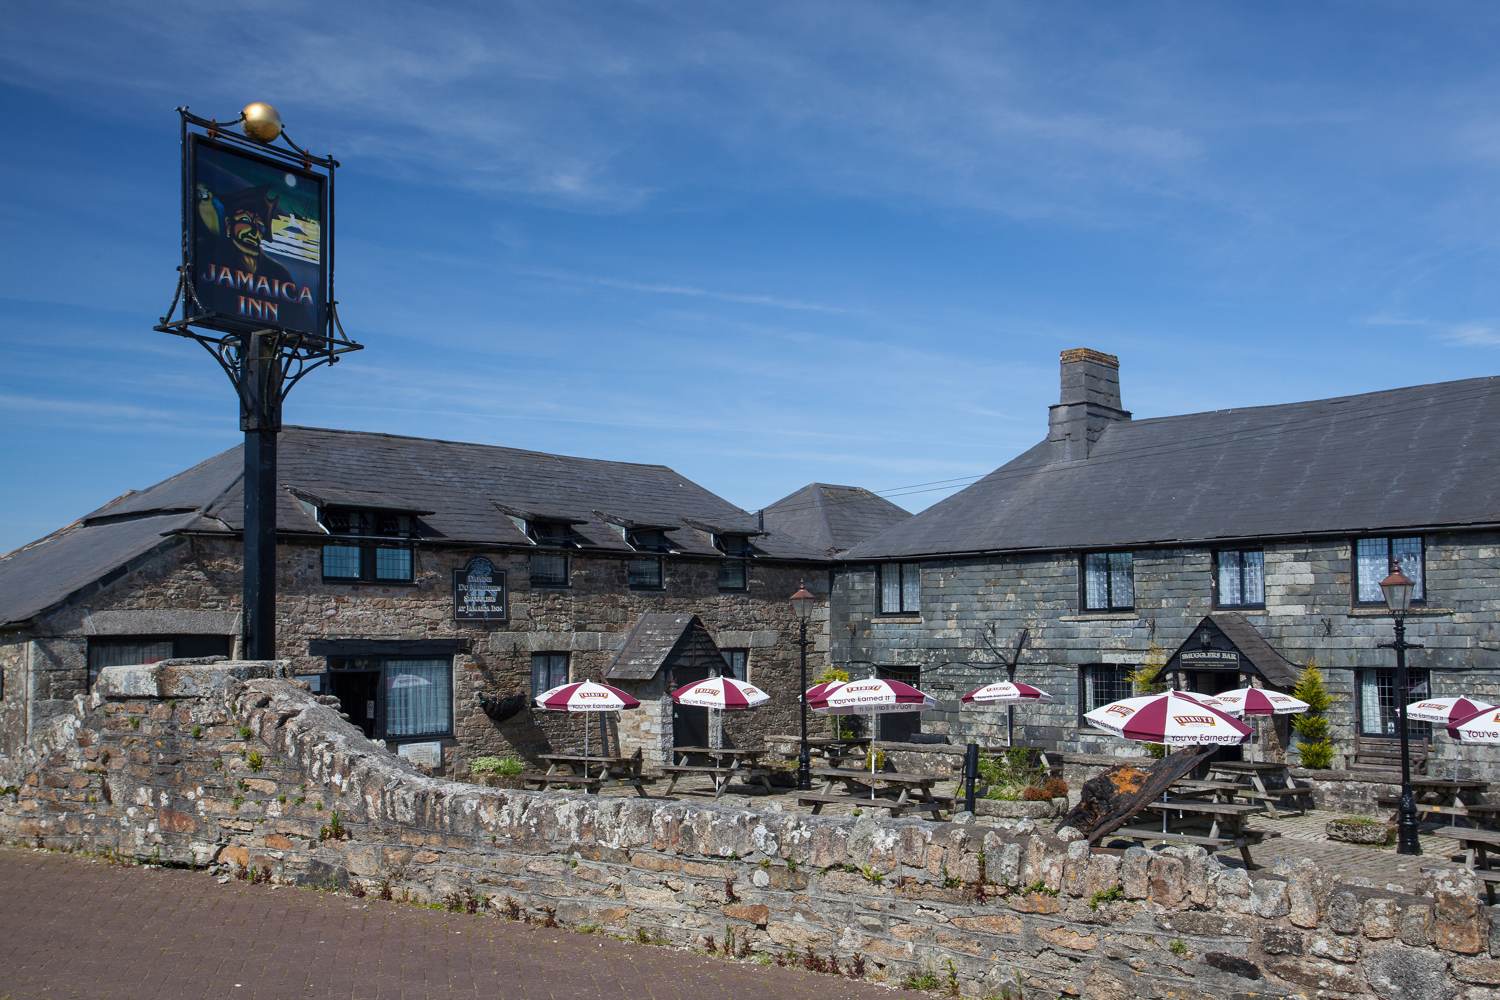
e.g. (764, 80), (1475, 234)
(876, 666), (922, 743)
(671, 662), (713, 749)
(1187, 670), (1244, 763)
(329, 669), (380, 739)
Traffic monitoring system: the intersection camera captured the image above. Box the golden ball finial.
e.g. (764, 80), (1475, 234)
(241, 102), (283, 143)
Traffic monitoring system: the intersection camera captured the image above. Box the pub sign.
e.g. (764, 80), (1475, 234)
(187, 136), (327, 338)
(454, 557), (507, 622)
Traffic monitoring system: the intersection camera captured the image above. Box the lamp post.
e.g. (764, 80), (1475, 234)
(790, 583), (816, 791)
(1379, 566), (1423, 856)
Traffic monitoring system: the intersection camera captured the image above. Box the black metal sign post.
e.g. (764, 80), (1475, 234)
(157, 104), (361, 660)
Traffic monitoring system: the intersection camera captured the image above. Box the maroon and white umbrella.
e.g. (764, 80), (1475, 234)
(1084, 690), (1252, 747)
(961, 681), (1052, 704)
(1407, 696), (1496, 727)
(805, 679), (844, 705)
(535, 680), (640, 762)
(1449, 705), (1500, 745)
(811, 677), (937, 794)
(1215, 687), (1311, 717)
(671, 676), (769, 710)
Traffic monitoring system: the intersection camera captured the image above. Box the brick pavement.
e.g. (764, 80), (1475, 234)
(0, 847), (920, 1000)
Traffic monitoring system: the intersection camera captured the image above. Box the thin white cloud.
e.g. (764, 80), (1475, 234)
(518, 268), (857, 315)
(1362, 313), (1500, 347)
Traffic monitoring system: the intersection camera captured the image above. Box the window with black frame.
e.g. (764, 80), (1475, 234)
(878, 562), (921, 614)
(327, 656), (453, 743)
(721, 649), (749, 681)
(716, 534), (752, 591)
(531, 652), (569, 698)
(527, 519), (575, 588)
(87, 635), (233, 688)
(1081, 551), (1134, 611)
(1214, 549), (1265, 609)
(625, 528), (671, 590)
(1079, 663), (1134, 717)
(1356, 667), (1433, 738)
(320, 507), (415, 583)
(1353, 536), (1425, 605)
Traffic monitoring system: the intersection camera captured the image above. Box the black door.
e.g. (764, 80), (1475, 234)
(329, 670), (380, 739)
(1189, 670), (1243, 762)
(877, 666), (921, 743)
(671, 662), (712, 749)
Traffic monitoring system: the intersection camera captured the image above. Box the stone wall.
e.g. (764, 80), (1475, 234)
(832, 531), (1500, 769)
(1, 535), (830, 771)
(4, 661), (1498, 1000)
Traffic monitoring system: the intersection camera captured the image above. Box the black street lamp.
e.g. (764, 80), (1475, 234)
(790, 582), (816, 791)
(1379, 565), (1424, 856)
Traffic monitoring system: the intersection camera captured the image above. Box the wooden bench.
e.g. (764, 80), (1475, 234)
(796, 792), (944, 817)
(1432, 826), (1500, 902)
(1376, 798), (1500, 825)
(1354, 736), (1429, 772)
(519, 771), (602, 791)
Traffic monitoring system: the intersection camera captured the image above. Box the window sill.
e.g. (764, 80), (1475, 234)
(321, 578), (418, 587)
(1348, 607), (1452, 618)
(1213, 605), (1266, 613)
(1059, 612), (1138, 622)
(872, 614), (923, 624)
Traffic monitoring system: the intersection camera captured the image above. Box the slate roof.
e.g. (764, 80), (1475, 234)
(605, 613), (700, 680)
(846, 376), (1500, 560)
(0, 426), (826, 628)
(1208, 613), (1300, 688)
(761, 483), (911, 556)
(0, 512), (200, 628)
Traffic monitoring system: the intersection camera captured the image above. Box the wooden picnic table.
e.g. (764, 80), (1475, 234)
(1111, 798), (1272, 868)
(1206, 760), (1308, 818)
(521, 751), (647, 796)
(1432, 826), (1500, 902)
(799, 767), (953, 817)
(1379, 777), (1496, 828)
(660, 746), (774, 799)
(804, 737), (872, 768)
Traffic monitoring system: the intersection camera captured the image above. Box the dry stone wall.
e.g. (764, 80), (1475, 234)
(3, 662), (1498, 1000)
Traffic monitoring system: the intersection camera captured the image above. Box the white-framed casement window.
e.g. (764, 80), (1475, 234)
(531, 652), (570, 698)
(1353, 536), (1425, 606)
(878, 563), (921, 614)
(1082, 551), (1134, 611)
(1214, 549), (1265, 609)
(1079, 663), (1134, 719)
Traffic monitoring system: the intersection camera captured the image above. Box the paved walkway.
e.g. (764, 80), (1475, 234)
(0, 847), (920, 1000)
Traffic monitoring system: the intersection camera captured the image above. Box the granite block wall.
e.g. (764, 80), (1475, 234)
(0, 535), (830, 772)
(3, 661), (1497, 1000)
(832, 531), (1500, 770)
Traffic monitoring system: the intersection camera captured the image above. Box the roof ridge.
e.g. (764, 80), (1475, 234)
(281, 424), (678, 472)
(1121, 374), (1500, 428)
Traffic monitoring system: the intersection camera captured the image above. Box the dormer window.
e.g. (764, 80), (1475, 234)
(319, 507), (415, 583)
(625, 528), (670, 590)
(716, 533), (753, 591)
(528, 520), (579, 547)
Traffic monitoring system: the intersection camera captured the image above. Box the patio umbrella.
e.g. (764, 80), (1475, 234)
(960, 681), (1053, 747)
(535, 680), (641, 765)
(1084, 690), (1252, 746)
(670, 676), (769, 751)
(1085, 690), (1253, 831)
(1407, 696), (1496, 727)
(1215, 688), (1311, 717)
(1448, 705), (1500, 745)
(810, 677), (936, 797)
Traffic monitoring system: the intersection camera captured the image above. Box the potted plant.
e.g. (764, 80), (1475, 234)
(468, 755), (525, 788)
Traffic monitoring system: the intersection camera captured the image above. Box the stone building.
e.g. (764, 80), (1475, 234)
(0, 427), (904, 771)
(832, 349), (1500, 772)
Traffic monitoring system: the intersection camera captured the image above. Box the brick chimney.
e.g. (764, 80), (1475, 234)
(1047, 348), (1130, 461)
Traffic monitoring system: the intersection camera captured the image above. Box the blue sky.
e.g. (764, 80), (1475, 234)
(3, 2), (1499, 554)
